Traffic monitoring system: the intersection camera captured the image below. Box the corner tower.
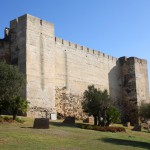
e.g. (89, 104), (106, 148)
(10, 14), (56, 117)
(119, 57), (149, 124)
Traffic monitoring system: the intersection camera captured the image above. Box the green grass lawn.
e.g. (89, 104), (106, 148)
(0, 117), (150, 150)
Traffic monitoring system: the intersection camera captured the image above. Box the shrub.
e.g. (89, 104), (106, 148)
(81, 124), (87, 129)
(0, 116), (25, 123)
(93, 126), (126, 132)
(3, 116), (10, 121)
(15, 117), (25, 123)
(81, 124), (126, 132)
(0, 116), (3, 122)
(86, 125), (94, 130)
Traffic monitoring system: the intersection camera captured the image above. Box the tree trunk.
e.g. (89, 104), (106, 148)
(103, 110), (106, 126)
(101, 110), (106, 127)
(98, 112), (102, 126)
(13, 113), (17, 120)
(13, 109), (18, 120)
(106, 118), (111, 126)
(93, 115), (97, 126)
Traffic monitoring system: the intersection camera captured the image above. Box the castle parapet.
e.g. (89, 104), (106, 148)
(55, 36), (117, 62)
(119, 56), (147, 65)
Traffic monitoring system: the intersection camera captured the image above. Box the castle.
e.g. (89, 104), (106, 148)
(0, 14), (149, 120)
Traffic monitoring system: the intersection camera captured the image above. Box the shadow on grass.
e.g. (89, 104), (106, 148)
(20, 127), (33, 129)
(50, 121), (84, 128)
(141, 130), (150, 134)
(20, 121), (84, 129)
(101, 138), (150, 149)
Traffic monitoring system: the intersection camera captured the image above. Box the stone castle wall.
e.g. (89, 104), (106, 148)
(0, 14), (149, 119)
(55, 87), (84, 119)
(55, 37), (122, 99)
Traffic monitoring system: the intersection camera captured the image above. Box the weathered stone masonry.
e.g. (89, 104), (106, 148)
(0, 14), (149, 119)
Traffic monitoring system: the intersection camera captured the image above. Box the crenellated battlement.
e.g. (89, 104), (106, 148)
(55, 37), (118, 61)
(10, 14), (54, 29)
(119, 56), (147, 65)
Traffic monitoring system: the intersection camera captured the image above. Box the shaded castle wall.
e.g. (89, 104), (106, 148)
(0, 28), (10, 62)
(119, 57), (137, 104)
(10, 16), (27, 72)
(118, 57), (149, 124)
(119, 57), (149, 104)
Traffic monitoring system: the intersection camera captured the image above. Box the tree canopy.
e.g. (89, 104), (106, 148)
(82, 85), (120, 126)
(0, 61), (26, 117)
(10, 96), (29, 120)
(139, 103), (150, 121)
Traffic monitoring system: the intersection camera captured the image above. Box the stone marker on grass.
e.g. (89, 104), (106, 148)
(33, 118), (49, 129)
(124, 122), (130, 127)
(50, 113), (57, 120)
(83, 117), (94, 123)
(132, 124), (141, 131)
(63, 116), (75, 124)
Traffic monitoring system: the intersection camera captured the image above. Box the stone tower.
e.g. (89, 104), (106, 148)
(119, 57), (149, 124)
(9, 14), (56, 117)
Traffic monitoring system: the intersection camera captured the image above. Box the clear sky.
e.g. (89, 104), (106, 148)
(0, 0), (150, 89)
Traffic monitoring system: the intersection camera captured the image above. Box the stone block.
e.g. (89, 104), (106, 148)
(33, 118), (49, 129)
(83, 117), (94, 123)
(50, 113), (57, 120)
(123, 122), (130, 127)
(63, 116), (75, 124)
(132, 124), (141, 131)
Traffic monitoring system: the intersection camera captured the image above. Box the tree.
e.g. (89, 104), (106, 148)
(9, 96), (29, 120)
(97, 89), (111, 126)
(82, 85), (100, 125)
(119, 98), (139, 125)
(139, 103), (150, 121)
(0, 61), (25, 114)
(106, 106), (120, 126)
(82, 85), (120, 126)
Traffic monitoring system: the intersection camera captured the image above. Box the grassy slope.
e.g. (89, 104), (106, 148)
(0, 117), (150, 150)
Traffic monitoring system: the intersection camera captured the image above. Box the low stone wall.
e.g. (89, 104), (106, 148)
(55, 87), (85, 119)
(27, 106), (55, 118)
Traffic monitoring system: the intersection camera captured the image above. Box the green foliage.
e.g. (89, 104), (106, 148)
(0, 115), (25, 123)
(0, 115), (3, 122)
(3, 116), (10, 121)
(0, 62), (25, 113)
(106, 107), (121, 125)
(82, 85), (100, 116)
(82, 85), (120, 126)
(0, 116), (12, 123)
(15, 117), (25, 123)
(139, 103), (150, 120)
(9, 96), (29, 120)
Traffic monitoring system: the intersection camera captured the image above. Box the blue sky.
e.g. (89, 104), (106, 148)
(0, 0), (150, 89)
